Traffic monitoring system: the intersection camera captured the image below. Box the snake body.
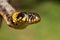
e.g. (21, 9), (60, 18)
(0, 0), (41, 29)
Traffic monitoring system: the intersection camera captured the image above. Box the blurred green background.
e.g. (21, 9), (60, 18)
(0, 0), (60, 40)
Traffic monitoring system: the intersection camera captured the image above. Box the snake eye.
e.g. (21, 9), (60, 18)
(17, 12), (25, 19)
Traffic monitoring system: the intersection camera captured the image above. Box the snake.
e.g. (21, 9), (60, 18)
(0, 0), (41, 29)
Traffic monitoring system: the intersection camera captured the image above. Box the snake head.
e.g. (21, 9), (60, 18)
(11, 12), (41, 29)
